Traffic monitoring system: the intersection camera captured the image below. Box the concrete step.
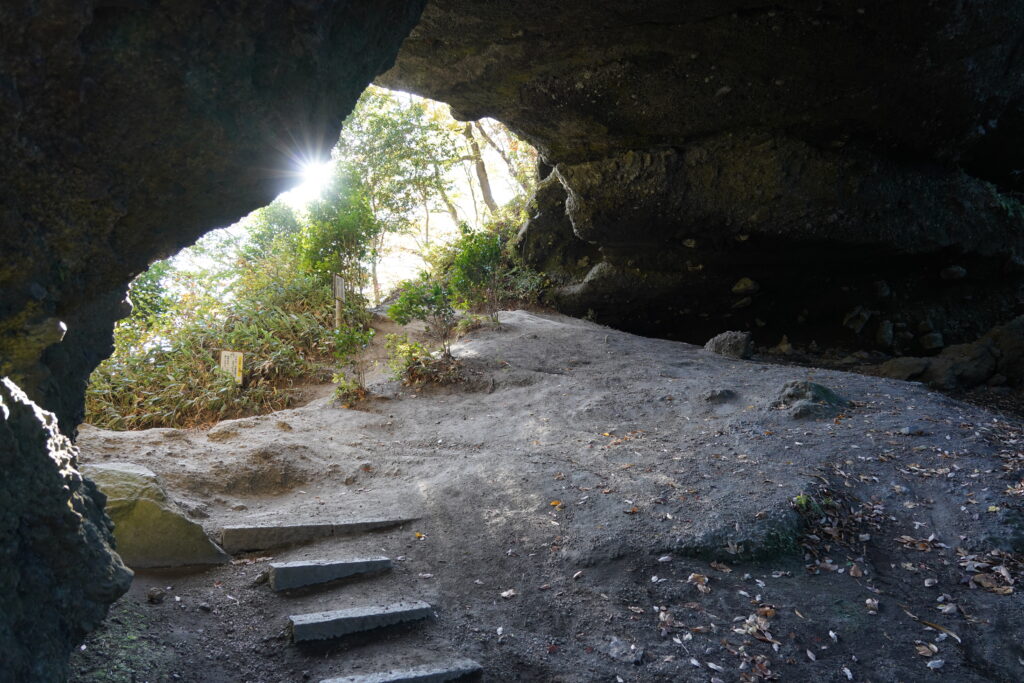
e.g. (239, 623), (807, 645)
(220, 518), (416, 553)
(290, 601), (432, 643)
(321, 658), (482, 683)
(270, 556), (392, 591)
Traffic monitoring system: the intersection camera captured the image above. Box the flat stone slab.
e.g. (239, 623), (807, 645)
(321, 658), (482, 683)
(220, 518), (416, 553)
(291, 601), (432, 642)
(270, 557), (392, 591)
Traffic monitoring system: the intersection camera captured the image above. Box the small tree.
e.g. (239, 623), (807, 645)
(386, 274), (458, 358)
(448, 226), (503, 320)
(302, 164), (379, 287)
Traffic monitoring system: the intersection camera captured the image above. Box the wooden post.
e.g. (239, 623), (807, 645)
(333, 274), (346, 331)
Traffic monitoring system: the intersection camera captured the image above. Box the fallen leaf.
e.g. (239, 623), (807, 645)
(710, 561), (732, 573)
(500, 589), (516, 599)
(687, 573), (712, 594)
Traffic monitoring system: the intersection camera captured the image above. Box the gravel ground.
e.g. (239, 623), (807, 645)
(72, 311), (1024, 682)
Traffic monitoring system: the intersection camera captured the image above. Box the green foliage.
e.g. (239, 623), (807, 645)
(425, 213), (547, 315)
(240, 201), (302, 263)
(86, 191), (379, 429)
(85, 254), (350, 430)
(448, 226), (503, 319)
(127, 259), (173, 322)
(332, 375), (368, 406)
(301, 165), (378, 284)
(386, 274), (458, 356)
(338, 87), (462, 232)
(383, 333), (461, 385)
(331, 321), (374, 405)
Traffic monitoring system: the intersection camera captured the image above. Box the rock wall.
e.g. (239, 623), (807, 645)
(1, 0), (425, 431)
(0, 379), (133, 682)
(0, 1), (424, 677)
(380, 0), (1024, 350)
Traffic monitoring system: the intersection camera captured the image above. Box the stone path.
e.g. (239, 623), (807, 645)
(219, 518), (482, 682)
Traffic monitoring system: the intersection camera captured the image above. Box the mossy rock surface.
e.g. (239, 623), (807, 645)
(84, 463), (229, 569)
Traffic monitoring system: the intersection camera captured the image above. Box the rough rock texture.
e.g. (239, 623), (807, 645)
(0, 1), (424, 676)
(0, 379), (133, 682)
(773, 380), (851, 419)
(380, 0), (1024, 347)
(1, 0), (425, 432)
(874, 315), (1024, 390)
(82, 463), (229, 569)
(703, 330), (753, 359)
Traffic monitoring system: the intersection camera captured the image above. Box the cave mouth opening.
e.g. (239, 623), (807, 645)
(81, 85), (539, 434)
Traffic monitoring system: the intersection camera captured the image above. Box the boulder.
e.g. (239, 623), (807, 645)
(83, 463), (229, 569)
(774, 381), (851, 419)
(704, 331), (753, 360)
(874, 315), (1024, 390)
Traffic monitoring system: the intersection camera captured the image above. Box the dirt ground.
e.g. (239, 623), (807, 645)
(71, 311), (1024, 682)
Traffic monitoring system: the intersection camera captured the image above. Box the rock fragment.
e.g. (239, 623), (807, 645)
(704, 331), (753, 359)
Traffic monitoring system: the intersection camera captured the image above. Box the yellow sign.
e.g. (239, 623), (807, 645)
(219, 350), (244, 384)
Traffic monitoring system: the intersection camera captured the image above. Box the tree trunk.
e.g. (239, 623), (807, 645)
(474, 121), (528, 193)
(463, 123), (497, 213)
(433, 165), (461, 226)
(422, 199), (431, 247)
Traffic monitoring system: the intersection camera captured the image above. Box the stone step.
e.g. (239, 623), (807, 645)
(220, 518), (416, 553)
(290, 601), (432, 643)
(321, 658), (482, 683)
(270, 557), (392, 591)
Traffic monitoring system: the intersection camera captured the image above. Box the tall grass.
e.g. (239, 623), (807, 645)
(85, 257), (352, 430)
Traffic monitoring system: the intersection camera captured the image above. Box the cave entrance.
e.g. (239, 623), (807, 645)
(82, 86), (539, 434)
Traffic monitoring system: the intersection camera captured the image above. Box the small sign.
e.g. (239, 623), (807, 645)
(333, 274), (345, 301)
(219, 350), (244, 385)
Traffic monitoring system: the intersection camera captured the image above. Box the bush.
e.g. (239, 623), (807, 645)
(425, 219), (547, 315)
(331, 323), (374, 405)
(383, 333), (461, 385)
(85, 254), (368, 430)
(448, 227), (503, 318)
(386, 274), (458, 357)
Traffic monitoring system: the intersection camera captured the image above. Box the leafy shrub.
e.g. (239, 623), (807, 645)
(383, 333), (461, 385)
(448, 227), (503, 319)
(386, 274), (458, 357)
(332, 375), (368, 406)
(85, 252), (368, 430)
(331, 323), (374, 405)
(426, 219), (547, 315)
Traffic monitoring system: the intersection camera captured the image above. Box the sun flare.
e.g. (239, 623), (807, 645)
(300, 160), (333, 195)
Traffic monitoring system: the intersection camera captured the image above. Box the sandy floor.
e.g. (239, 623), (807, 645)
(71, 311), (1024, 682)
